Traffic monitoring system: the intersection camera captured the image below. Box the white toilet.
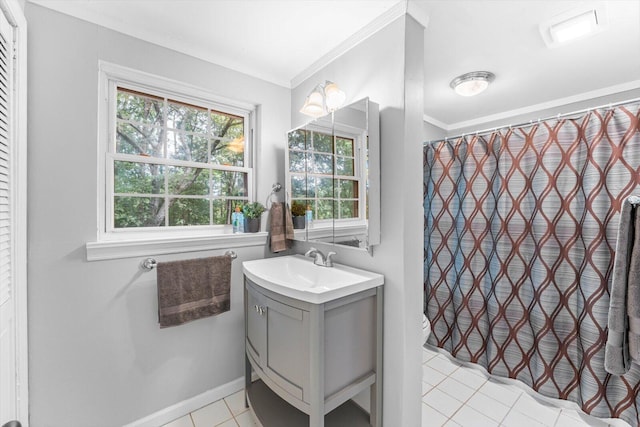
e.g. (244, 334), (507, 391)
(422, 313), (431, 343)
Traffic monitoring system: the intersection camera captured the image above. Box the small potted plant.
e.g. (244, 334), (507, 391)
(242, 202), (265, 233)
(291, 201), (306, 229)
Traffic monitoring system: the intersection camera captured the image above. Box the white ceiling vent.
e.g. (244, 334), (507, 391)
(539, 3), (608, 48)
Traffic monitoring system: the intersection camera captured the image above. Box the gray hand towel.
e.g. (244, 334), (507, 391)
(157, 255), (231, 328)
(605, 198), (638, 374)
(269, 202), (294, 253)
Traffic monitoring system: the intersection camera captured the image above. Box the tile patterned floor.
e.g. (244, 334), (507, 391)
(162, 389), (258, 427)
(162, 345), (633, 427)
(421, 345), (632, 427)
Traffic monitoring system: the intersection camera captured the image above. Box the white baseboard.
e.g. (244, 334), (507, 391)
(122, 377), (245, 427)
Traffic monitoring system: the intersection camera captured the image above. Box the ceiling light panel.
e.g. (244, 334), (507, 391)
(539, 3), (608, 48)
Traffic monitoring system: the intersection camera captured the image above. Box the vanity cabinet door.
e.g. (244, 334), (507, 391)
(263, 296), (310, 402)
(246, 284), (266, 365)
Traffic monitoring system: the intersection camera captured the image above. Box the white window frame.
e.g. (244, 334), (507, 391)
(87, 62), (264, 261)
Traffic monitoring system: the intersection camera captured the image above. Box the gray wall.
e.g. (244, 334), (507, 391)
(25, 4), (289, 426)
(291, 15), (425, 427)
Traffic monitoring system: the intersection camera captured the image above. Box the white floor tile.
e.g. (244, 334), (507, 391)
(478, 379), (522, 407)
(559, 408), (608, 426)
(436, 377), (477, 402)
(190, 399), (234, 427)
(162, 415), (194, 427)
(449, 366), (487, 390)
(423, 364), (447, 386)
(215, 419), (238, 427)
(423, 381), (434, 396)
(235, 410), (259, 427)
(553, 413), (593, 427)
(450, 405), (500, 427)
(423, 387), (465, 418)
(224, 390), (249, 416)
(443, 420), (462, 427)
(423, 347), (439, 363)
(427, 355), (460, 376)
(465, 391), (510, 423)
(422, 402), (450, 427)
(511, 393), (560, 426)
(501, 408), (547, 427)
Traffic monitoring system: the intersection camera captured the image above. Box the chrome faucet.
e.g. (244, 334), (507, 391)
(304, 247), (337, 267)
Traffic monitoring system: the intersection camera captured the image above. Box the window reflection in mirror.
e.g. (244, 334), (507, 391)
(286, 98), (379, 252)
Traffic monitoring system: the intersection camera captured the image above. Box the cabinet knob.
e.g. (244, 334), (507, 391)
(254, 304), (260, 313)
(258, 305), (266, 316)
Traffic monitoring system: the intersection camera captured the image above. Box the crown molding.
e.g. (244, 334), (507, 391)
(291, 0), (410, 88)
(28, 0), (292, 87)
(425, 80), (640, 133)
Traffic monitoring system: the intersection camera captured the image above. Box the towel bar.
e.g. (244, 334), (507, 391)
(141, 250), (237, 271)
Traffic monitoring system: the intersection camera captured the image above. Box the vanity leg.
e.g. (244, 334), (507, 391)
(370, 286), (383, 427)
(244, 354), (251, 408)
(309, 304), (325, 427)
(244, 284), (251, 409)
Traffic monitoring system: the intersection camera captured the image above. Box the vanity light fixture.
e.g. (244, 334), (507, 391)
(449, 71), (495, 97)
(300, 81), (346, 117)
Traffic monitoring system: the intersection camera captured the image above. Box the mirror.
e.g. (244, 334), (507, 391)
(285, 97), (380, 252)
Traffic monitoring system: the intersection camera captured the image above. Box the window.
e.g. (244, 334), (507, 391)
(98, 63), (255, 240)
(287, 126), (363, 223)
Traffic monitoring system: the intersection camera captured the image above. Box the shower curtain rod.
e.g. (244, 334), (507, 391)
(424, 96), (640, 146)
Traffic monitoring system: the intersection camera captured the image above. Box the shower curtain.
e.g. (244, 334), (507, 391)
(423, 102), (640, 424)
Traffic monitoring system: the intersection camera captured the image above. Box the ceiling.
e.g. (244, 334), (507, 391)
(27, 0), (640, 129)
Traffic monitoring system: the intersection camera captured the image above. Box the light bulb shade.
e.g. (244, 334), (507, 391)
(450, 71), (495, 97)
(299, 89), (326, 117)
(324, 81), (346, 111)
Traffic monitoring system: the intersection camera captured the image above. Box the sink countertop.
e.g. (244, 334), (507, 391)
(242, 255), (384, 304)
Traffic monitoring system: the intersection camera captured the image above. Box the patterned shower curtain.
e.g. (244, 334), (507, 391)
(423, 102), (640, 424)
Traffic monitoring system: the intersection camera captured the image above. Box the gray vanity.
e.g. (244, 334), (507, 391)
(242, 255), (384, 427)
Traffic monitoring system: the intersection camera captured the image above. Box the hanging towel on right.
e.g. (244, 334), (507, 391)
(605, 196), (640, 375)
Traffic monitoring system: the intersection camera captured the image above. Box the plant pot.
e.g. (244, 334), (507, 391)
(292, 216), (305, 229)
(245, 217), (260, 233)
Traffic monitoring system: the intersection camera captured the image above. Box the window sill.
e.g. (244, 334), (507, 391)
(85, 232), (268, 261)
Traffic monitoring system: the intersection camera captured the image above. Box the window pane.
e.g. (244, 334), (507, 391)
(114, 196), (165, 228)
(212, 199), (237, 225)
(336, 137), (354, 156)
(288, 129), (308, 150)
(117, 90), (163, 125)
(313, 153), (333, 174)
(166, 131), (208, 162)
(313, 132), (332, 153)
(168, 198), (210, 226)
(338, 179), (358, 199)
(116, 122), (164, 157)
(316, 199), (335, 220)
(339, 201), (358, 219)
(211, 111), (244, 139)
(114, 161), (164, 194)
(291, 175), (307, 198)
(336, 156), (354, 176)
(211, 170), (247, 197)
(316, 177), (334, 198)
(211, 136), (244, 167)
(167, 101), (208, 133)
(289, 151), (308, 173)
(168, 166), (209, 196)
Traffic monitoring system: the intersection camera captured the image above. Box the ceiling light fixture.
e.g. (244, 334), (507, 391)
(449, 71), (495, 97)
(550, 10), (598, 43)
(539, 5), (607, 48)
(300, 81), (346, 117)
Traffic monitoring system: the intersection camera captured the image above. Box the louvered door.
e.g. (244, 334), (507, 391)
(0, 9), (16, 425)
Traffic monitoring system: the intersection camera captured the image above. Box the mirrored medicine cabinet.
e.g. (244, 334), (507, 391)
(284, 97), (380, 253)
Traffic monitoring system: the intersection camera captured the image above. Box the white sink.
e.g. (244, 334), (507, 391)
(242, 255), (384, 303)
